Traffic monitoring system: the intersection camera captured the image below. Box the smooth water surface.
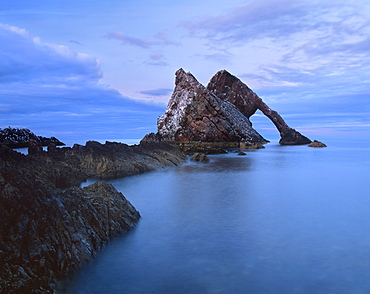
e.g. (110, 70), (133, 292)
(60, 140), (370, 294)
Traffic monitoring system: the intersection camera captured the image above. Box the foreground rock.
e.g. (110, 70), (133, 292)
(308, 140), (327, 147)
(0, 127), (65, 148)
(0, 140), (186, 293)
(207, 70), (312, 145)
(191, 152), (210, 163)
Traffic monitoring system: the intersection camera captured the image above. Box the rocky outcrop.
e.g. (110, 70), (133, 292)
(50, 140), (186, 181)
(0, 127), (65, 148)
(0, 145), (140, 293)
(0, 140), (186, 293)
(207, 70), (311, 145)
(191, 152), (210, 163)
(308, 140), (327, 147)
(154, 69), (267, 144)
(144, 69), (311, 150)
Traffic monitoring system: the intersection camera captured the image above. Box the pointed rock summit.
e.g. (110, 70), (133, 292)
(153, 68), (267, 143)
(207, 70), (311, 145)
(143, 69), (311, 147)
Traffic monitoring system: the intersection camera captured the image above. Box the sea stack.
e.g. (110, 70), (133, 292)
(207, 70), (311, 145)
(144, 68), (267, 146)
(143, 68), (311, 149)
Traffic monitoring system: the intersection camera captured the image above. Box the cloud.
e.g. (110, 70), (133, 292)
(145, 53), (169, 66)
(197, 51), (233, 65)
(0, 24), (101, 84)
(105, 31), (159, 49)
(181, 0), (307, 44)
(139, 88), (173, 97)
(0, 24), (164, 142)
(69, 40), (84, 46)
(105, 30), (179, 49)
(181, 0), (370, 92)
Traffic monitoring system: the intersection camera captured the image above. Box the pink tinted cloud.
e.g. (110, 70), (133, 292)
(105, 30), (179, 49)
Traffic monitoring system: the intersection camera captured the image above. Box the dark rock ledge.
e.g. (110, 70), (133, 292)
(0, 127), (65, 148)
(0, 140), (186, 293)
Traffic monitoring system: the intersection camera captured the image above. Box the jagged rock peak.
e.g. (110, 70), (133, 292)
(156, 69), (267, 143)
(207, 70), (312, 145)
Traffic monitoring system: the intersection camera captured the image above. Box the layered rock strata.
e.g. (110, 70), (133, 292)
(207, 70), (311, 145)
(0, 140), (186, 293)
(153, 68), (268, 144)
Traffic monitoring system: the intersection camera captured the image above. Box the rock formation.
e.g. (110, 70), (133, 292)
(191, 152), (210, 163)
(0, 127), (65, 148)
(207, 70), (312, 145)
(144, 69), (311, 149)
(0, 140), (186, 293)
(308, 140), (327, 147)
(151, 68), (267, 144)
(0, 145), (140, 293)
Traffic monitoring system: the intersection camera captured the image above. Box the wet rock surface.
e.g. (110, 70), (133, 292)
(308, 140), (327, 147)
(191, 152), (210, 163)
(0, 140), (186, 293)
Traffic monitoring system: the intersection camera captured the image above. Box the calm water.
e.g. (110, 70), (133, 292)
(59, 140), (370, 294)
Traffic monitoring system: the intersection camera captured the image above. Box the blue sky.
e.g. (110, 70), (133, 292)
(0, 0), (369, 144)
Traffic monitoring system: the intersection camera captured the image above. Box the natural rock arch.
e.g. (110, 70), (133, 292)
(207, 70), (311, 145)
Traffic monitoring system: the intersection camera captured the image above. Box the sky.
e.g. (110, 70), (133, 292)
(0, 0), (369, 144)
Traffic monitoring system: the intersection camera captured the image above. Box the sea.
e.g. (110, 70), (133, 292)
(58, 138), (370, 294)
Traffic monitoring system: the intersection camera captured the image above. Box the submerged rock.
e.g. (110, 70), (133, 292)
(207, 70), (312, 145)
(191, 152), (210, 163)
(308, 140), (327, 147)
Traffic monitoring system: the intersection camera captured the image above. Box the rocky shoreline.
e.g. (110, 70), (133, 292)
(1, 68), (325, 293)
(0, 127), (65, 148)
(0, 140), (186, 293)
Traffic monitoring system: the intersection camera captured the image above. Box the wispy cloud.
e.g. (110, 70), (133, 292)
(145, 53), (169, 66)
(139, 88), (173, 97)
(181, 0), (370, 96)
(105, 30), (179, 49)
(69, 40), (84, 46)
